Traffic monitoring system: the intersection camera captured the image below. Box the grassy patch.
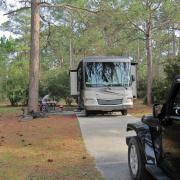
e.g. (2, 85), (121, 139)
(129, 99), (152, 117)
(0, 114), (103, 180)
(0, 106), (21, 116)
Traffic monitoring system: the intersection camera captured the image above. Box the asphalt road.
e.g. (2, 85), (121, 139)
(77, 113), (140, 180)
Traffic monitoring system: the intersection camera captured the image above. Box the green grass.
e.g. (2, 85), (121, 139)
(0, 106), (21, 115)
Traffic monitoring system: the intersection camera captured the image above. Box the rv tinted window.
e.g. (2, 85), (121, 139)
(85, 61), (131, 87)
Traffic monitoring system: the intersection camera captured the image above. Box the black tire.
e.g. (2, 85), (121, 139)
(121, 109), (128, 116)
(128, 137), (149, 180)
(84, 110), (90, 116)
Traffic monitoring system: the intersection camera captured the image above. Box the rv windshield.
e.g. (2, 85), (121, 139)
(85, 61), (131, 87)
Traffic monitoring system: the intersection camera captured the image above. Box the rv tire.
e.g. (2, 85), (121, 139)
(84, 110), (90, 116)
(121, 110), (128, 116)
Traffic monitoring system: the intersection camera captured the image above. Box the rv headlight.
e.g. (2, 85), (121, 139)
(85, 98), (97, 104)
(126, 97), (133, 103)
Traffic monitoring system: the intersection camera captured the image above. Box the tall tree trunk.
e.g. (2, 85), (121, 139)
(103, 26), (112, 48)
(28, 0), (40, 112)
(172, 23), (176, 56)
(136, 39), (140, 90)
(69, 39), (75, 70)
(146, 19), (153, 106)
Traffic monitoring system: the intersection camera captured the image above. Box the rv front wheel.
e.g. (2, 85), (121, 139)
(84, 110), (90, 116)
(121, 110), (127, 116)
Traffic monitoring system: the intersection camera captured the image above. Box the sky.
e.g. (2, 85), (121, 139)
(0, 11), (10, 37)
(0, 0), (20, 38)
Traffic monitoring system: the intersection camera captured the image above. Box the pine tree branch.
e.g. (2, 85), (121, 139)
(39, 15), (53, 49)
(126, 17), (146, 35)
(44, 21), (51, 49)
(40, 2), (99, 14)
(4, 2), (98, 16)
(3, 6), (30, 15)
(152, 19), (171, 31)
(152, 0), (163, 11)
(19, 0), (31, 3)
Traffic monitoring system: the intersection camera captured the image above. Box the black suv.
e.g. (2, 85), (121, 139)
(126, 76), (180, 180)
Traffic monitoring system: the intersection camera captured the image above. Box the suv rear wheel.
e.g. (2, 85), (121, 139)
(128, 137), (149, 180)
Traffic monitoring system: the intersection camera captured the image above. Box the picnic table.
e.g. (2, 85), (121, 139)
(47, 100), (57, 111)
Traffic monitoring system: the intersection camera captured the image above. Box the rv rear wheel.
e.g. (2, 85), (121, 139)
(121, 110), (127, 116)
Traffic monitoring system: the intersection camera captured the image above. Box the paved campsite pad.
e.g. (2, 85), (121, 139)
(77, 115), (139, 180)
(0, 114), (103, 180)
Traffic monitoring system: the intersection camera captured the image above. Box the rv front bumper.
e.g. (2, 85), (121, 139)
(85, 104), (133, 111)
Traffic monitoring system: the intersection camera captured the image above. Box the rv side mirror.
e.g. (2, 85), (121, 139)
(131, 75), (135, 82)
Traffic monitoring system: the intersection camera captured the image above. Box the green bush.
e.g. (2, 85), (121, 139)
(152, 80), (168, 104)
(5, 60), (28, 106)
(153, 55), (180, 103)
(138, 55), (180, 104)
(40, 69), (70, 101)
(137, 77), (147, 99)
(7, 87), (27, 106)
(164, 55), (180, 83)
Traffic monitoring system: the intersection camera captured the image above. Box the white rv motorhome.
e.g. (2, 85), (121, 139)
(70, 56), (137, 115)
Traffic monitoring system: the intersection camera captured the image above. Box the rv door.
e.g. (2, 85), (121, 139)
(70, 70), (78, 96)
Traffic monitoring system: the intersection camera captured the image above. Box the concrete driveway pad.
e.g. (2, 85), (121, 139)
(77, 114), (140, 180)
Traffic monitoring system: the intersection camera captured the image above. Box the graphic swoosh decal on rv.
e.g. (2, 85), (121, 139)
(104, 90), (120, 95)
(98, 88), (122, 95)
